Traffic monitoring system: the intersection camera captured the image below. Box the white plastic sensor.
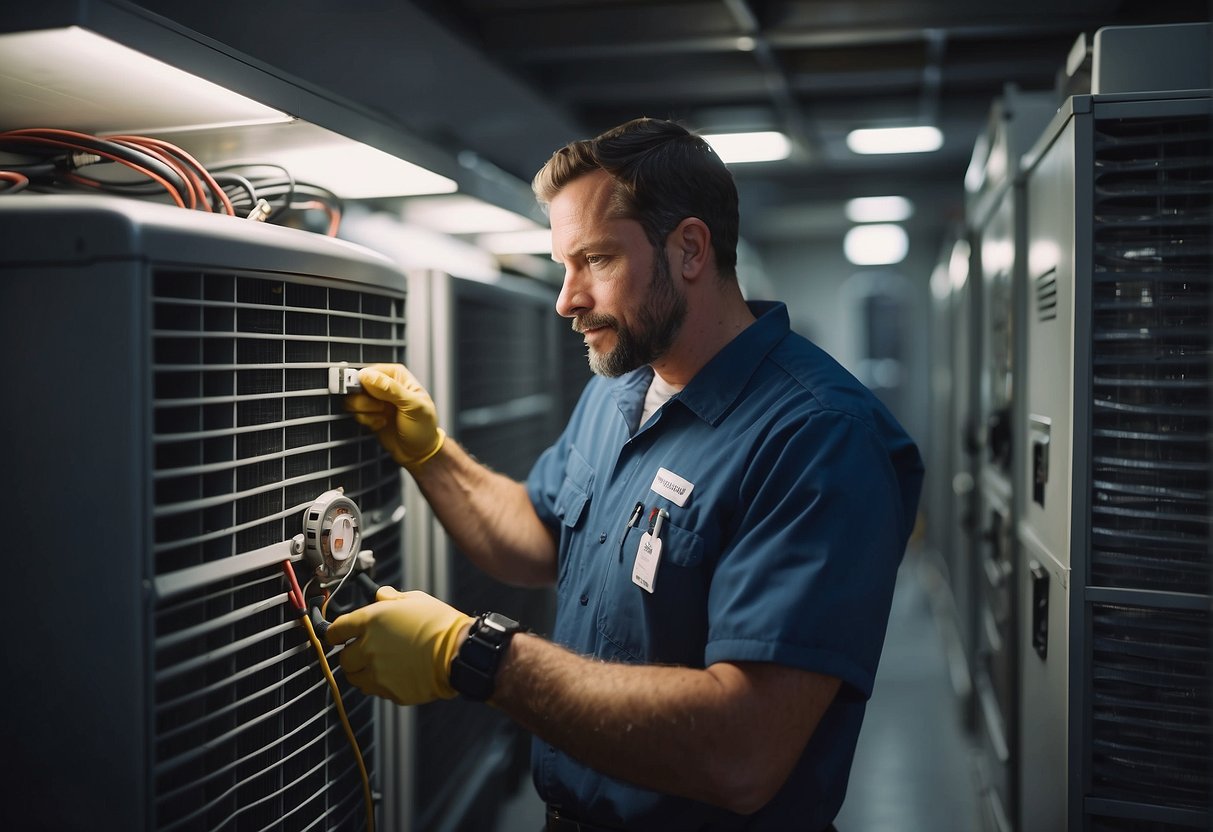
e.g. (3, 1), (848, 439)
(303, 488), (363, 581)
(328, 362), (362, 394)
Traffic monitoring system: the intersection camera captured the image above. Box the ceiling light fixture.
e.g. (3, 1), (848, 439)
(403, 194), (540, 234)
(846, 126), (943, 155)
(844, 224), (909, 266)
(845, 196), (914, 223)
(266, 141), (457, 199)
(701, 131), (791, 164)
(477, 228), (553, 256)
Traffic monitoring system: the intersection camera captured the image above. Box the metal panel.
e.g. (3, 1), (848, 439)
(0, 195), (409, 831)
(1019, 88), (1212, 831)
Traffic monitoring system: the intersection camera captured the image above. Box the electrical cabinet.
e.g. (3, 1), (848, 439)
(1019, 85), (1211, 832)
(964, 87), (1057, 832)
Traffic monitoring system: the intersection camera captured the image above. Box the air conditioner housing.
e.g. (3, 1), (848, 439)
(1, 195), (409, 830)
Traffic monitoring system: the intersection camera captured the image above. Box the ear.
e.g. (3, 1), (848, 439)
(669, 218), (712, 281)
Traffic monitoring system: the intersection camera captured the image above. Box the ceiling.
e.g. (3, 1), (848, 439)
(396, 0), (1207, 252)
(8, 0), (1209, 262)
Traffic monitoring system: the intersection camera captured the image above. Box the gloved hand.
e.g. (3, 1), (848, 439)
(345, 364), (446, 470)
(326, 587), (474, 706)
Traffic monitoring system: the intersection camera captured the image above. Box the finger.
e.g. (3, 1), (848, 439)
(375, 585), (407, 602)
(350, 411), (390, 433)
(359, 367), (426, 410)
(344, 390), (393, 414)
(325, 608), (368, 645)
(342, 664), (403, 703)
(337, 642), (367, 675)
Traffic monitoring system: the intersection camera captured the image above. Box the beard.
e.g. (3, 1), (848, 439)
(573, 249), (687, 377)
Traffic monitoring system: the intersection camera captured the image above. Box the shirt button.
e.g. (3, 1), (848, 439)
(598, 532), (607, 544)
(580, 594), (589, 606)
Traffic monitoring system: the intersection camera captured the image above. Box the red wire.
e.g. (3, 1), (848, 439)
(295, 199), (342, 236)
(0, 171), (29, 190)
(0, 131), (187, 209)
(281, 561), (306, 611)
(112, 137), (199, 210)
(109, 134), (236, 216)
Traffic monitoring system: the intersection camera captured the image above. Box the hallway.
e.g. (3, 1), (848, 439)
(834, 546), (982, 831)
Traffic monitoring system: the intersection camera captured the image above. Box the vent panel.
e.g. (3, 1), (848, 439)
(150, 269), (406, 831)
(1090, 113), (1212, 594)
(1086, 110), (1212, 826)
(1089, 604), (1211, 810)
(1036, 268), (1059, 321)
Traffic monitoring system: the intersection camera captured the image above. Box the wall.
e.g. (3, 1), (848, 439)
(754, 234), (937, 466)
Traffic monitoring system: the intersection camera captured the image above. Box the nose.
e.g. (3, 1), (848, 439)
(555, 267), (590, 319)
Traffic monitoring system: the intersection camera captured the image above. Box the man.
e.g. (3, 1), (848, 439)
(328, 117), (923, 831)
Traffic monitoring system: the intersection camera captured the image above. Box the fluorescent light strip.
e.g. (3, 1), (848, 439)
(844, 224), (908, 266)
(846, 126), (943, 155)
(403, 195), (541, 234)
(477, 228), (553, 255)
(701, 131), (791, 164)
(846, 196), (913, 223)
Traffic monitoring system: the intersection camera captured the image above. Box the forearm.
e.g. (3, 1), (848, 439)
(410, 437), (557, 587)
(490, 633), (836, 815)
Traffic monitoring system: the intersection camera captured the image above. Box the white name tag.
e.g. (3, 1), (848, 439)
(650, 467), (694, 507)
(632, 532), (662, 593)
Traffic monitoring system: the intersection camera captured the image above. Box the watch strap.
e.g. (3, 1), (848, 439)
(449, 611), (523, 701)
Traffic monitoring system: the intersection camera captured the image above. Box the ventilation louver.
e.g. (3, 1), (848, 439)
(1087, 111), (1212, 814)
(151, 270), (406, 830)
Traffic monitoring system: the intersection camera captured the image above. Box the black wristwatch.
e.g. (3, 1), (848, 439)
(449, 611), (524, 701)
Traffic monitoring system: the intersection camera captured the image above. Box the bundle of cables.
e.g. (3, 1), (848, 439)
(0, 128), (343, 236)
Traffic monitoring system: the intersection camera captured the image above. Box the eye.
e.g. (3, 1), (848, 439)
(585, 254), (609, 267)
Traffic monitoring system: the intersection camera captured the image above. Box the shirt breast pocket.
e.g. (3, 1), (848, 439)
(553, 446), (594, 589)
(553, 446), (594, 529)
(598, 519), (708, 666)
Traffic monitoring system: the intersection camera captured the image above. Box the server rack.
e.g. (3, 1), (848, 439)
(1017, 48), (1211, 831)
(0, 194), (411, 830)
(964, 86), (1057, 832)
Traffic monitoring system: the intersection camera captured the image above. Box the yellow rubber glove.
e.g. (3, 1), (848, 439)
(344, 364), (446, 470)
(326, 587), (474, 706)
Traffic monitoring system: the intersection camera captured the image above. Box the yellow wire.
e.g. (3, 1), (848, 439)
(300, 612), (376, 832)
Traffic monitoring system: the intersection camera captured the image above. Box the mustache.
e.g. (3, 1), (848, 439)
(572, 313), (617, 334)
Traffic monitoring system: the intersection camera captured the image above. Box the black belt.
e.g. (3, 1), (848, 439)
(545, 806), (839, 832)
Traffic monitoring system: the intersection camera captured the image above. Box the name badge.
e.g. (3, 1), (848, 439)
(650, 467), (694, 507)
(632, 532), (662, 593)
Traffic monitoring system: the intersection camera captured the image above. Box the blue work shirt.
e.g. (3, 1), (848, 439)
(526, 301), (923, 831)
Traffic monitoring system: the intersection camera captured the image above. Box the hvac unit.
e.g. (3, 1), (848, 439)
(921, 232), (979, 733)
(407, 270), (589, 832)
(1017, 23), (1211, 832)
(944, 228), (983, 733)
(1, 195), (410, 830)
(964, 85), (1057, 832)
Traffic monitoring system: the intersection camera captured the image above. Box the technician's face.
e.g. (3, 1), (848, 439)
(550, 171), (686, 377)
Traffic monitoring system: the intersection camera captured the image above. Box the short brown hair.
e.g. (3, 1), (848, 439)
(533, 118), (739, 278)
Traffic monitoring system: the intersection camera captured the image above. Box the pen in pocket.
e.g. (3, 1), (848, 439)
(619, 501), (644, 560)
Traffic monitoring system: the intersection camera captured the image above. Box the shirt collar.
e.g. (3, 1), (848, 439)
(677, 300), (789, 425)
(605, 300), (790, 429)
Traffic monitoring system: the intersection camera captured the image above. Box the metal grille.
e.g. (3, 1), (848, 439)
(1086, 110), (1212, 820)
(1091, 817), (1209, 832)
(1089, 603), (1211, 809)
(414, 281), (561, 832)
(1090, 113), (1212, 593)
(150, 269), (406, 831)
